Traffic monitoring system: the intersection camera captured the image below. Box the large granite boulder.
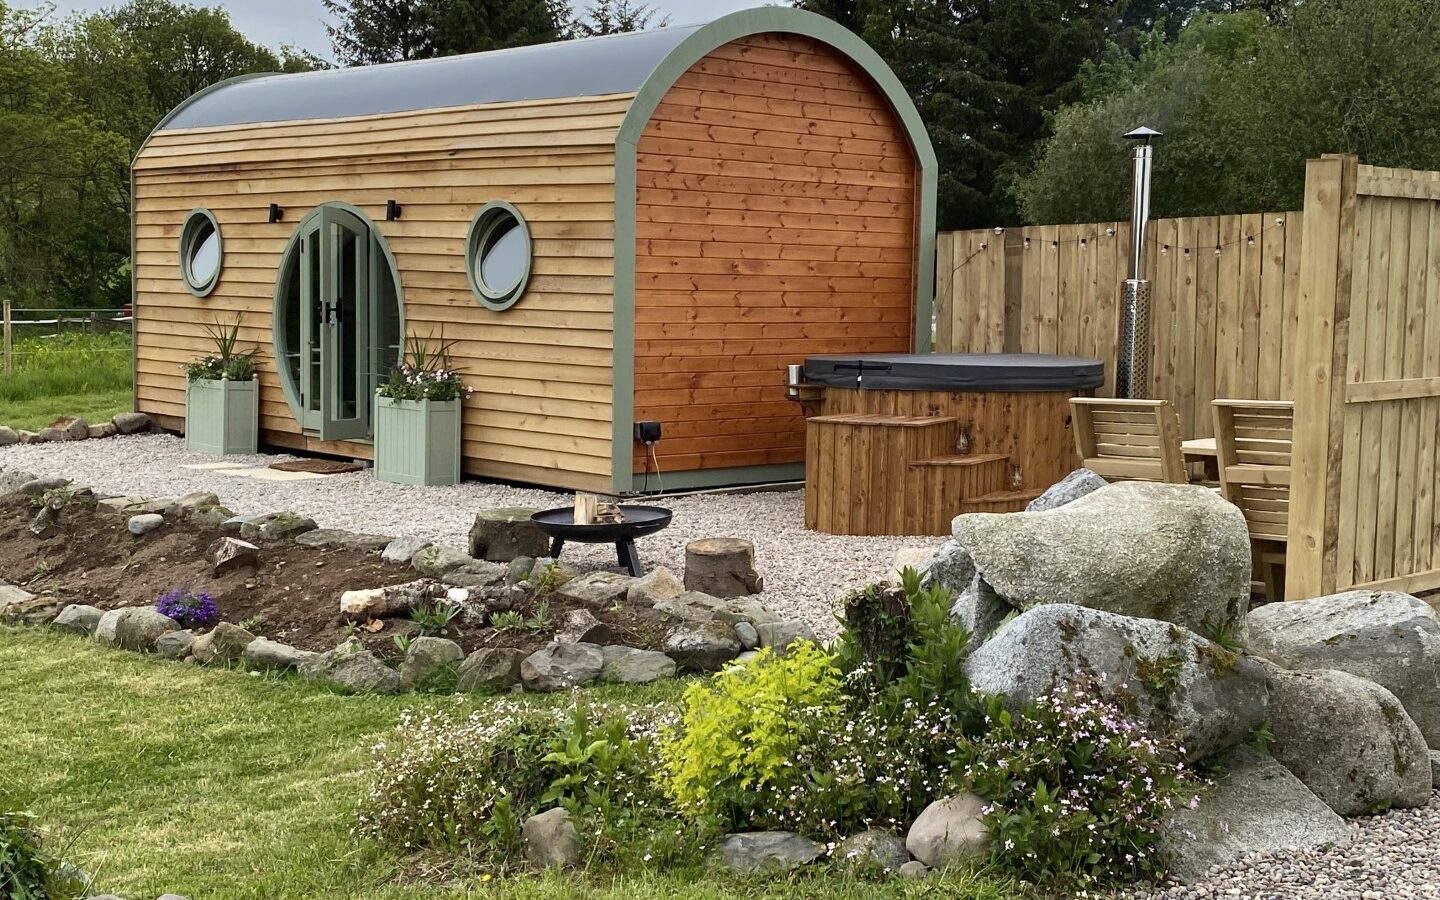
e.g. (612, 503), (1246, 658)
(905, 793), (988, 869)
(456, 647), (526, 692)
(468, 508), (548, 562)
(1026, 468), (1108, 512)
(521, 807), (580, 869)
(1267, 668), (1432, 816)
(1158, 747), (1351, 884)
(952, 482), (1251, 635)
(715, 832), (824, 874)
(964, 604), (1267, 759)
(520, 643), (603, 692)
(51, 604), (104, 637)
(1248, 590), (1440, 747)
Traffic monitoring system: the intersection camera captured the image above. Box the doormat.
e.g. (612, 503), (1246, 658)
(269, 459), (364, 475)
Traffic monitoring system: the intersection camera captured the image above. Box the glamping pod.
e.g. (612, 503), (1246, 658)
(131, 8), (937, 492)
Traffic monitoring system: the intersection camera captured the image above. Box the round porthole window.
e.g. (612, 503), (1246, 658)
(179, 208), (223, 297)
(466, 201), (531, 310)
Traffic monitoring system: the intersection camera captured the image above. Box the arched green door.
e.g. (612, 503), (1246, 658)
(276, 205), (401, 442)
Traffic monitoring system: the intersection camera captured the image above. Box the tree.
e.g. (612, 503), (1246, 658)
(323, 0), (572, 65)
(796, 0), (1124, 229)
(570, 0), (668, 37)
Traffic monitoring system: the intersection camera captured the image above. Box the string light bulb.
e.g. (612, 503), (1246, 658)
(1215, 246), (1222, 256)
(1247, 236), (1256, 247)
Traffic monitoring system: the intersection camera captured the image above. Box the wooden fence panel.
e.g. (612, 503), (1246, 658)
(935, 211), (1303, 440)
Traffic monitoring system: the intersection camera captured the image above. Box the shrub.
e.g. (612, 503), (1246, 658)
(0, 805), (87, 900)
(155, 588), (220, 630)
(376, 335), (473, 402)
(183, 316), (258, 382)
(962, 678), (1198, 890)
(357, 703), (693, 868)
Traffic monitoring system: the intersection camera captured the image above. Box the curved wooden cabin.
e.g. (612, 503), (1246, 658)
(131, 8), (936, 493)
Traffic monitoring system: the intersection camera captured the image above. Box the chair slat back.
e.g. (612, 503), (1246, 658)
(1070, 398), (1187, 483)
(1214, 400), (1294, 542)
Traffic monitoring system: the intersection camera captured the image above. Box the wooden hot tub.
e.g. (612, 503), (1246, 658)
(800, 353), (1104, 536)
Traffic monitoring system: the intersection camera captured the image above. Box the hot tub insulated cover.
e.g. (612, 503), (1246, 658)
(802, 353), (1104, 392)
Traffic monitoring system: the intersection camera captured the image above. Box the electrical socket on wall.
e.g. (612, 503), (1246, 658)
(634, 421), (662, 444)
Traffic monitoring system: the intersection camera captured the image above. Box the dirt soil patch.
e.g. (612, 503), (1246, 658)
(0, 495), (667, 662)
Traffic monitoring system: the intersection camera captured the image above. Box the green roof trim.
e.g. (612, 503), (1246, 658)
(610, 7), (940, 493)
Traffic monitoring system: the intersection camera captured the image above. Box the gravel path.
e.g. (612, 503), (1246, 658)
(1127, 791), (1440, 900)
(0, 435), (936, 638)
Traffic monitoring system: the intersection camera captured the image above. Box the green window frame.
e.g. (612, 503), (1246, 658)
(179, 208), (223, 297)
(465, 201), (532, 311)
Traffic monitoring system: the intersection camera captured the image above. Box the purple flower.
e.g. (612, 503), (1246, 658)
(156, 587), (220, 629)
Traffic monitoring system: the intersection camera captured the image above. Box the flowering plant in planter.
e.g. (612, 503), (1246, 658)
(376, 335), (474, 402)
(183, 315), (259, 382)
(156, 587), (220, 629)
(184, 315), (259, 455)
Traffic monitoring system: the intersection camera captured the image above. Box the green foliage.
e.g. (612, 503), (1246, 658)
(376, 334), (472, 402)
(0, 803), (87, 900)
(1015, 0), (1440, 223)
(323, 0), (571, 65)
(182, 316), (259, 382)
(527, 559), (571, 597)
(489, 599), (550, 633)
(570, 0), (667, 37)
(408, 602), (460, 637)
(963, 679), (1196, 890)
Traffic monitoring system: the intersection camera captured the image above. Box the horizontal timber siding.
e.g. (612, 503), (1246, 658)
(133, 93), (633, 492)
(632, 32), (919, 476)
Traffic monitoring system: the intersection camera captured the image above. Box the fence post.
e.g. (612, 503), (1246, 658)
(1286, 154), (1359, 599)
(2, 297), (11, 375)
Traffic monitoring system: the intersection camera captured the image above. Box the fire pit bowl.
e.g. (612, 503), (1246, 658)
(530, 505), (673, 577)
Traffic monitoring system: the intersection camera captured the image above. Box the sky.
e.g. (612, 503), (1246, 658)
(25, 0), (777, 59)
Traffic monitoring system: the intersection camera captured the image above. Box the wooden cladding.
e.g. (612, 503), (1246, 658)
(133, 94), (631, 492)
(632, 32), (920, 477)
(936, 211), (1305, 441)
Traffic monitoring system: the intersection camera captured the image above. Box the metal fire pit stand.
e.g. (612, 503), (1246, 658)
(529, 505), (674, 577)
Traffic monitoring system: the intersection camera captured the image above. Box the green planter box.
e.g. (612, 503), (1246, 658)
(185, 377), (258, 455)
(374, 396), (462, 486)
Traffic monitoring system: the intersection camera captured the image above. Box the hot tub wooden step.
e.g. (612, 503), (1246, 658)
(907, 454), (1013, 534)
(910, 453), (1010, 468)
(958, 489), (1045, 515)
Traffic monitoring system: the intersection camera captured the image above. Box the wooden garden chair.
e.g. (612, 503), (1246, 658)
(1213, 399), (1294, 601)
(1069, 398), (1188, 484)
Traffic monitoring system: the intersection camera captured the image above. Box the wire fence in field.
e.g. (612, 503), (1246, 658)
(3, 308), (134, 372)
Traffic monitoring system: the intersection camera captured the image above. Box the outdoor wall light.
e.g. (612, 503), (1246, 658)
(386, 199), (403, 221)
(268, 203), (284, 224)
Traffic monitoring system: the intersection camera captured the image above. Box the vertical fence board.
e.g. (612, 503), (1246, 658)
(934, 231), (954, 351)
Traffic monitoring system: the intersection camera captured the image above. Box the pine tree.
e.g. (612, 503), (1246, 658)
(323, 0), (572, 65)
(570, 0), (669, 38)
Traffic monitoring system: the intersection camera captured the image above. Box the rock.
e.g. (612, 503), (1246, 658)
(1247, 590), (1440, 747)
(207, 537), (259, 574)
(1267, 668), (1431, 816)
(300, 647), (401, 694)
(191, 622), (257, 665)
(102, 606), (181, 652)
(456, 647), (527, 692)
(382, 536), (433, 565)
(15, 430), (39, 444)
(219, 514), (256, 535)
(1158, 747), (1351, 884)
(51, 604), (104, 637)
(29, 502), (61, 537)
(521, 807), (580, 869)
(1, 593), (65, 626)
(183, 504), (235, 529)
(552, 571), (634, 609)
(240, 512), (318, 542)
(45, 416), (89, 441)
(963, 604), (1268, 759)
(626, 565), (683, 607)
(0, 426), (16, 447)
(520, 643), (604, 691)
(953, 482), (1251, 635)
(339, 580), (438, 620)
(735, 650), (760, 665)
(654, 590), (727, 623)
(552, 608), (612, 645)
(905, 793), (988, 869)
(87, 423), (118, 440)
(716, 832), (825, 874)
(832, 830), (910, 872)
(158, 894), (190, 900)
(1431, 750), (1440, 788)
(410, 545), (474, 577)
(755, 620), (817, 655)
(897, 861), (929, 879)
(1026, 468), (1108, 512)
(949, 576), (1016, 645)
(291, 528), (392, 552)
(599, 645), (677, 684)
(126, 513), (164, 536)
(734, 621), (759, 650)
(112, 411), (151, 434)
(134, 497), (176, 516)
(889, 547), (933, 583)
(174, 491), (221, 513)
(398, 637), (465, 690)
(684, 537), (764, 598)
(245, 638), (318, 671)
(506, 556), (537, 584)
(0, 468), (38, 494)
(663, 620), (742, 671)
(155, 630), (196, 660)
(449, 559), (509, 584)
(469, 508), (549, 562)
(18, 476), (69, 497)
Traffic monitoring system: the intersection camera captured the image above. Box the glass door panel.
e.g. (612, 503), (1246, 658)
(318, 207), (370, 442)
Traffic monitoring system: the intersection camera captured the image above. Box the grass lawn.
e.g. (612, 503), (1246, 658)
(0, 629), (1027, 900)
(0, 331), (133, 432)
(0, 388), (134, 433)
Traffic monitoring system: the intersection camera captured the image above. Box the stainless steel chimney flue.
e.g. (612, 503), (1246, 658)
(1118, 126), (1161, 400)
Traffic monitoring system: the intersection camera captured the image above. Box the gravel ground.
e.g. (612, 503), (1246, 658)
(0, 434), (937, 638)
(1126, 791), (1440, 900)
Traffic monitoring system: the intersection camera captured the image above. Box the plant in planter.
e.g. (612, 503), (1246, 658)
(374, 335), (473, 486)
(184, 316), (260, 455)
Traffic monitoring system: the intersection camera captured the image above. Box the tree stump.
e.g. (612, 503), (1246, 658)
(684, 537), (764, 598)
